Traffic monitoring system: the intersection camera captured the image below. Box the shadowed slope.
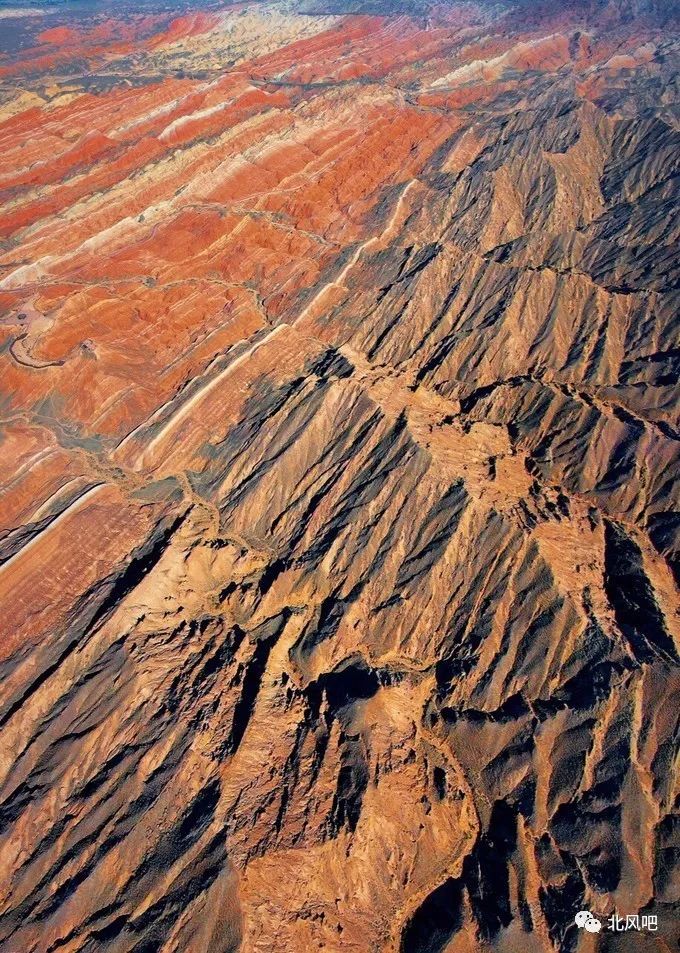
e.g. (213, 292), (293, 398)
(0, 0), (678, 951)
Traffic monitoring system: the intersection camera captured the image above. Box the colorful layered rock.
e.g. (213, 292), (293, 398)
(0, 0), (678, 951)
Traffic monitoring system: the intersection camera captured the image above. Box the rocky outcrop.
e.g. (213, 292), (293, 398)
(0, 0), (678, 950)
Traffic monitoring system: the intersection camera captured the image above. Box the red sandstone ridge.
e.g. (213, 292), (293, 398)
(0, 1), (678, 951)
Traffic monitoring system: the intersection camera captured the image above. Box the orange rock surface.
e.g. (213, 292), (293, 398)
(0, 0), (678, 951)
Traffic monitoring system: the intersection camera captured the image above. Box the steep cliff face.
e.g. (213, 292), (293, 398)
(0, 0), (678, 951)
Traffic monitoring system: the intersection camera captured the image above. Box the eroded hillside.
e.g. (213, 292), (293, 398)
(0, 0), (678, 950)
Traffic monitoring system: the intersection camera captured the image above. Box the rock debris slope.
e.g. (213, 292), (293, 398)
(0, 0), (678, 950)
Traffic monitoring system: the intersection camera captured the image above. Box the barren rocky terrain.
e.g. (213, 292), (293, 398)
(0, 0), (678, 950)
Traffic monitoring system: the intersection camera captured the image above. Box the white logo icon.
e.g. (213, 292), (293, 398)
(575, 911), (602, 933)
